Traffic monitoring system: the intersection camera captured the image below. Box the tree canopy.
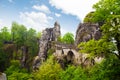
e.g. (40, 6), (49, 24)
(62, 32), (74, 44)
(92, 0), (120, 58)
(92, 0), (120, 23)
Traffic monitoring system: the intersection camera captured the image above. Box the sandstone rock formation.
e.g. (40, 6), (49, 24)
(33, 56), (41, 71)
(75, 23), (101, 46)
(33, 21), (61, 70)
(0, 72), (7, 80)
(53, 22), (102, 69)
(38, 21), (61, 60)
(33, 22), (103, 70)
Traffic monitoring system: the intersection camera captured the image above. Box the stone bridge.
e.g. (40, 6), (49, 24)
(54, 42), (77, 55)
(54, 42), (104, 66)
(54, 42), (84, 64)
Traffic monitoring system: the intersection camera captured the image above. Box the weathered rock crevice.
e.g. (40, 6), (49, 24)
(75, 23), (101, 46)
(38, 21), (61, 60)
(33, 21), (61, 70)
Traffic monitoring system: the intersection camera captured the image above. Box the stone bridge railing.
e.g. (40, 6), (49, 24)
(55, 42), (76, 50)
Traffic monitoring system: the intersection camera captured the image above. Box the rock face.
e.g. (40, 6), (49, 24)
(33, 21), (61, 70)
(75, 23), (101, 46)
(0, 72), (7, 80)
(33, 56), (41, 71)
(38, 21), (61, 60)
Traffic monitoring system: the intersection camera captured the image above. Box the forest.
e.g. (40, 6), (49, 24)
(0, 0), (120, 80)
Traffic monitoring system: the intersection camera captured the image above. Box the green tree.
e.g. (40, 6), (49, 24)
(89, 56), (120, 80)
(25, 28), (38, 56)
(92, 0), (120, 23)
(83, 12), (95, 23)
(57, 36), (62, 42)
(62, 32), (74, 44)
(5, 60), (33, 80)
(60, 65), (87, 80)
(92, 0), (120, 59)
(11, 22), (27, 47)
(11, 22), (39, 72)
(0, 27), (11, 41)
(0, 27), (11, 72)
(101, 15), (120, 58)
(34, 56), (62, 80)
(78, 39), (116, 57)
(36, 31), (42, 39)
(0, 50), (8, 72)
(0, 27), (11, 47)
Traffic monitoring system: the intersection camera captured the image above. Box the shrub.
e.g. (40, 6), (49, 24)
(5, 60), (33, 80)
(33, 56), (62, 80)
(89, 57), (120, 80)
(60, 65), (87, 80)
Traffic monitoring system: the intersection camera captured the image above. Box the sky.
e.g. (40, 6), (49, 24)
(0, 0), (99, 35)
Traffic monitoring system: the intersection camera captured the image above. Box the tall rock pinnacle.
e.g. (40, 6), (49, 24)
(53, 21), (61, 41)
(33, 21), (61, 70)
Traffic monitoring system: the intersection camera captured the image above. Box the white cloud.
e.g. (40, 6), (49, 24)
(61, 28), (67, 36)
(8, 0), (13, 3)
(32, 5), (51, 13)
(48, 16), (53, 20)
(19, 11), (50, 31)
(49, 0), (99, 21)
(0, 19), (11, 30)
(55, 13), (61, 17)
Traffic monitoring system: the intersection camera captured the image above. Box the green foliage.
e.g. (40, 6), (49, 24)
(101, 15), (120, 57)
(0, 27), (11, 47)
(62, 32), (74, 44)
(5, 60), (20, 75)
(33, 56), (62, 80)
(47, 48), (55, 58)
(36, 31), (42, 39)
(57, 36), (62, 42)
(60, 65), (87, 80)
(78, 39), (116, 57)
(83, 12), (95, 23)
(92, 0), (120, 23)
(7, 72), (33, 80)
(5, 60), (33, 80)
(92, 0), (120, 58)
(0, 27), (11, 41)
(11, 22), (39, 56)
(0, 49), (8, 72)
(25, 28), (38, 56)
(0, 23), (40, 73)
(89, 57), (120, 80)
(32, 55), (120, 80)
(0, 27), (12, 72)
(11, 22), (27, 47)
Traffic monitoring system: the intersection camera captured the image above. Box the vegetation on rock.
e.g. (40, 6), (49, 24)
(0, 0), (120, 80)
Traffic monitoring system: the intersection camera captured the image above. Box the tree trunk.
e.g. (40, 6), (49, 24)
(115, 35), (120, 59)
